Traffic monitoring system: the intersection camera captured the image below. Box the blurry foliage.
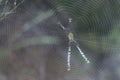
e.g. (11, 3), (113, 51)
(15, 36), (60, 49)
(0, 0), (120, 80)
(0, 0), (119, 62)
(22, 10), (54, 33)
(0, 48), (8, 61)
(0, 0), (6, 5)
(109, 22), (120, 50)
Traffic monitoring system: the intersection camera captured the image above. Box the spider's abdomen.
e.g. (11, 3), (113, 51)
(68, 32), (74, 40)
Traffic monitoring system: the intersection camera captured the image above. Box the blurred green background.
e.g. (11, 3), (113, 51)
(0, 0), (120, 80)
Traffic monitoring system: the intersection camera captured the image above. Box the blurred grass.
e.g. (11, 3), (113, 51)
(22, 10), (55, 32)
(15, 9), (56, 39)
(0, 0), (2, 4)
(0, 0), (4, 5)
(14, 36), (60, 49)
(0, 48), (9, 62)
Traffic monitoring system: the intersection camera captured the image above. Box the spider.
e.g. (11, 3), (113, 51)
(58, 18), (90, 71)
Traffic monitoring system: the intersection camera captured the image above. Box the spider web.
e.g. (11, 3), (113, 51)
(0, 0), (120, 80)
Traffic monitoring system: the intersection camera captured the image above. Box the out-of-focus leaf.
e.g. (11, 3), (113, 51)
(14, 10), (55, 39)
(0, 0), (3, 5)
(22, 10), (55, 32)
(0, 48), (8, 61)
(0, 0), (2, 4)
(15, 36), (60, 49)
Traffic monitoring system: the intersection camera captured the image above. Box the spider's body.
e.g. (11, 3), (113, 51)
(68, 32), (74, 41)
(58, 18), (90, 71)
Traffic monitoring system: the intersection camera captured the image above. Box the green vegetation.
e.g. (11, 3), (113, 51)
(0, 0), (120, 80)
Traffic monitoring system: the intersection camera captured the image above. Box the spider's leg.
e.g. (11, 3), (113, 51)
(57, 22), (66, 30)
(73, 40), (90, 64)
(67, 41), (72, 71)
